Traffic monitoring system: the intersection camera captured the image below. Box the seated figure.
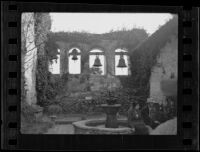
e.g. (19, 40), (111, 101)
(127, 102), (149, 134)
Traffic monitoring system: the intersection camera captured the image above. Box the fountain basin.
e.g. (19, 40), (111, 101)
(72, 119), (135, 134)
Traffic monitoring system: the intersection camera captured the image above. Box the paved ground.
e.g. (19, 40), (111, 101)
(45, 113), (128, 134)
(45, 124), (74, 134)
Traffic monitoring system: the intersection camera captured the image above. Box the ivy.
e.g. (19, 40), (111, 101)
(46, 28), (148, 52)
(34, 13), (54, 107)
(127, 16), (178, 102)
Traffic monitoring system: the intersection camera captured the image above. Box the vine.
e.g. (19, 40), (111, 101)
(34, 13), (57, 107)
(128, 16), (178, 103)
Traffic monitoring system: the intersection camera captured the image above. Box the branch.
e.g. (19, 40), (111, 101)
(25, 41), (45, 54)
(37, 68), (47, 80)
(23, 15), (34, 40)
(24, 53), (37, 64)
(25, 27), (48, 50)
(23, 61), (34, 72)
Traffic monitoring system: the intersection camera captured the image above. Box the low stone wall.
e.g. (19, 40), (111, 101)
(73, 119), (134, 134)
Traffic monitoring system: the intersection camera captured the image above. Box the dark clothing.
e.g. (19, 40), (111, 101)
(127, 105), (149, 134)
(141, 105), (159, 129)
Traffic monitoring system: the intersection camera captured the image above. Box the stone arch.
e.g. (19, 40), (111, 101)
(114, 48), (131, 76)
(68, 47), (81, 74)
(89, 47), (106, 75)
(89, 45), (106, 53)
(48, 48), (61, 74)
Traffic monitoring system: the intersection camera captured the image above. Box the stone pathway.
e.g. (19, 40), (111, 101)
(45, 115), (82, 134)
(45, 124), (74, 134)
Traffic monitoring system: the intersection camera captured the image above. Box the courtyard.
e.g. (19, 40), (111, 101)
(21, 13), (178, 135)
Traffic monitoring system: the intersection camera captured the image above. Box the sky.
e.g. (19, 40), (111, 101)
(50, 13), (173, 35)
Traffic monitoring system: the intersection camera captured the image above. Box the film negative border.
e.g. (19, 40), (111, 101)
(181, 6), (199, 150)
(2, 1), (20, 150)
(1, 2), (199, 150)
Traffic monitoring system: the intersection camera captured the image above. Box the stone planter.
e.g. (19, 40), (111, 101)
(32, 105), (43, 119)
(106, 98), (117, 105)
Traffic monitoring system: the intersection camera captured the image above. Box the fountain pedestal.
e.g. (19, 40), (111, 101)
(100, 104), (121, 128)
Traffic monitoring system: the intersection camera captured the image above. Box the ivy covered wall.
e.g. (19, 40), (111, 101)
(44, 28), (148, 95)
(129, 16), (178, 104)
(149, 35), (178, 105)
(47, 28), (148, 75)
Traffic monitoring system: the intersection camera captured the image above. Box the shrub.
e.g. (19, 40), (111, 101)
(21, 102), (38, 123)
(47, 104), (63, 114)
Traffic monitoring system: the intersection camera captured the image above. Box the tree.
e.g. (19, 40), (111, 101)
(21, 13), (52, 107)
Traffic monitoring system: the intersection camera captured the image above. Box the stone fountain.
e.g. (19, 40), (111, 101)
(72, 91), (134, 134)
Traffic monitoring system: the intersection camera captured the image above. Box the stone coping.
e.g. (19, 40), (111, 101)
(100, 104), (121, 107)
(55, 118), (83, 124)
(73, 119), (134, 133)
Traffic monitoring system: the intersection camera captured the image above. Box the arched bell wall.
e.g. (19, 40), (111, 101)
(56, 39), (121, 76)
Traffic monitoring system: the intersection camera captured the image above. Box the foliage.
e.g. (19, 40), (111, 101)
(34, 15), (178, 118)
(36, 67), (69, 107)
(90, 67), (103, 75)
(65, 67), (104, 93)
(101, 28), (148, 46)
(66, 88), (146, 115)
(147, 98), (176, 124)
(21, 13), (37, 123)
(49, 28), (147, 45)
(48, 86), (146, 115)
(61, 99), (99, 114)
(125, 16), (178, 101)
(164, 96), (177, 119)
(34, 13), (52, 56)
(113, 88), (147, 114)
(35, 13), (59, 107)
(47, 104), (63, 114)
(21, 102), (37, 123)
(45, 28), (148, 62)
(45, 34), (59, 62)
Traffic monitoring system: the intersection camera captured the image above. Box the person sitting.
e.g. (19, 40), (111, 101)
(140, 103), (160, 129)
(127, 102), (149, 134)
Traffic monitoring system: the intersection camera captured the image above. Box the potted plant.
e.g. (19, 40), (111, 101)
(106, 90), (118, 105)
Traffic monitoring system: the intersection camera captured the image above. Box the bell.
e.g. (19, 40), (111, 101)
(93, 55), (102, 67)
(71, 49), (78, 61)
(117, 54), (127, 68)
(72, 55), (78, 60)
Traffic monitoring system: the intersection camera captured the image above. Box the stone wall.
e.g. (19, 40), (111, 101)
(89, 74), (121, 91)
(56, 39), (124, 76)
(55, 40), (124, 92)
(21, 13), (37, 105)
(149, 35), (178, 105)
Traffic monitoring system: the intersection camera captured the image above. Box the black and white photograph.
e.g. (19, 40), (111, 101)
(21, 12), (178, 135)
